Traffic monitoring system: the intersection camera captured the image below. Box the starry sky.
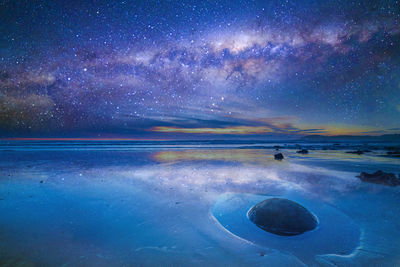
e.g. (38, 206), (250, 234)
(1, 0), (400, 139)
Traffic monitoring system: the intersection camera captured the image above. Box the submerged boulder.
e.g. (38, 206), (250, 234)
(248, 198), (318, 236)
(274, 153), (284, 160)
(357, 171), (400, 186)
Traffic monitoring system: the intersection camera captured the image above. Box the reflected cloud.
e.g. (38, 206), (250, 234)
(118, 155), (357, 201)
(153, 149), (274, 163)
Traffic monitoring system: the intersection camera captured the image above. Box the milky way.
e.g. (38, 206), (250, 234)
(1, 0), (400, 138)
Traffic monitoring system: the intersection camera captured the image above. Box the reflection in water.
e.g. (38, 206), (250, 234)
(153, 149), (275, 163)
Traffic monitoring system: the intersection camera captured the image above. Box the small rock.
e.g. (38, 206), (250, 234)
(274, 153), (284, 160)
(296, 149), (309, 154)
(39, 180), (44, 183)
(346, 150), (364, 155)
(357, 170), (400, 186)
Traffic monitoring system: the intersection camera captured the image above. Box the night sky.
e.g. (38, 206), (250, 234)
(1, 0), (400, 139)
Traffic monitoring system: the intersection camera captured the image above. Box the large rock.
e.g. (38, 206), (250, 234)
(274, 153), (284, 160)
(248, 198), (318, 236)
(357, 170), (400, 186)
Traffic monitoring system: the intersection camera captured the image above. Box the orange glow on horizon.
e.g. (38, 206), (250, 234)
(151, 126), (274, 134)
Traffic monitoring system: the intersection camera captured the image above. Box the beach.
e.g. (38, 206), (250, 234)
(0, 141), (400, 266)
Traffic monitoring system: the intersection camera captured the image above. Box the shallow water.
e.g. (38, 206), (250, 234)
(0, 141), (400, 266)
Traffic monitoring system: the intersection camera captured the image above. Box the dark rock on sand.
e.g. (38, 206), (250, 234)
(386, 151), (400, 157)
(248, 198), (318, 236)
(385, 146), (400, 151)
(346, 150), (364, 155)
(274, 153), (284, 160)
(357, 171), (400, 187)
(296, 149), (309, 154)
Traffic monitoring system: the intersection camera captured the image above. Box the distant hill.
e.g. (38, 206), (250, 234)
(301, 134), (400, 142)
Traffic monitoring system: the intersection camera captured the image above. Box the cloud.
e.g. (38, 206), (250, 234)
(359, 130), (386, 134)
(151, 124), (328, 135)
